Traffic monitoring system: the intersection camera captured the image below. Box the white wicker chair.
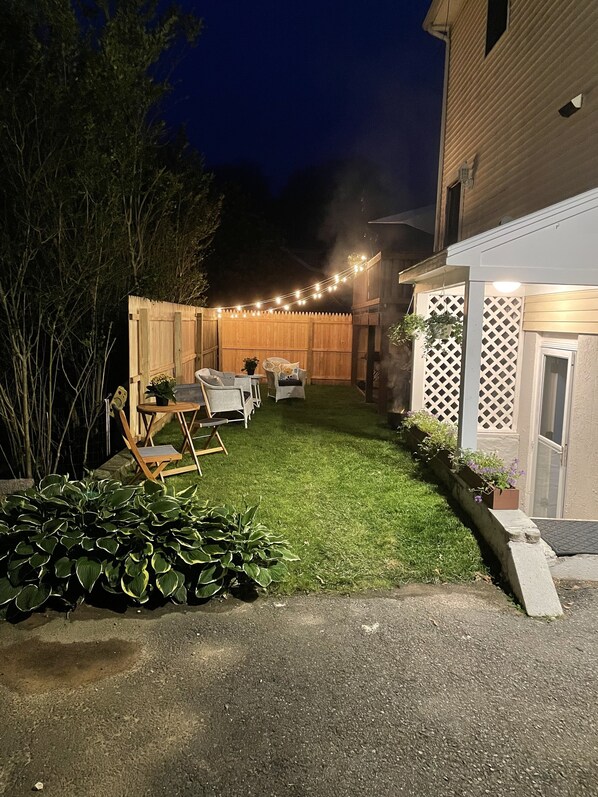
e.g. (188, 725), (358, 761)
(195, 370), (254, 427)
(262, 357), (307, 402)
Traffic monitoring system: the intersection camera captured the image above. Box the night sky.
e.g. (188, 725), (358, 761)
(166, 0), (445, 210)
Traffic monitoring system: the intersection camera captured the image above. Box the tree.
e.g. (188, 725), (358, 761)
(0, 0), (220, 478)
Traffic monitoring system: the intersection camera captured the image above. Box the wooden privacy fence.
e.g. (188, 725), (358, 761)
(219, 311), (352, 384)
(128, 296), (218, 436)
(128, 298), (352, 436)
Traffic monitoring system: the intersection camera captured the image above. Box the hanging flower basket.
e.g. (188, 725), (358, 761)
(432, 323), (456, 341)
(388, 311), (463, 354)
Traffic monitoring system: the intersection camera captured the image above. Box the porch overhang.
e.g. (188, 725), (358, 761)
(399, 186), (598, 451)
(446, 186), (598, 285)
(400, 187), (598, 290)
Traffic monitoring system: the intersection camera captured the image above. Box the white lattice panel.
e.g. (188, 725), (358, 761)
(423, 294), (523, 431)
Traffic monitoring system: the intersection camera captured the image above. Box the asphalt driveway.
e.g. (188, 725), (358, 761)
(0, 582), (597, 797)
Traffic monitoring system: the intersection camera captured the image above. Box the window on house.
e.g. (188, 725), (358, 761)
(444, 181), (461, 247)
(485, 0), (509, 55)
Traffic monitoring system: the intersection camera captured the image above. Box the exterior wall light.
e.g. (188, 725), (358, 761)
(493, 281), (521, 293)
(458, 161), (474, 188)
(558, 94), (583, 118)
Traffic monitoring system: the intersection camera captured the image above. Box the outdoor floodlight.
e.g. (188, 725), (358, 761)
(558, 94), (583, 118)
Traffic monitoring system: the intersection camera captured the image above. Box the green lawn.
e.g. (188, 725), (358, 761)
(158, 385), (485, 593)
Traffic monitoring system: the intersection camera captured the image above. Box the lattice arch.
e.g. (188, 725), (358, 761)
(423, 294), (523, 431)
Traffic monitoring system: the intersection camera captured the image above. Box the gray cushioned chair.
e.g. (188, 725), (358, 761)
(195, 369), (254, 427)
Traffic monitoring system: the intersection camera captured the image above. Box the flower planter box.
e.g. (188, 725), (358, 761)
(403, 426), (520, 510)
(457, 465), (520, 509)
(403, 427), (428, 447)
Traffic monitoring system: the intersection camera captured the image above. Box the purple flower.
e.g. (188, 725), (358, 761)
(474, 494), (483, 503)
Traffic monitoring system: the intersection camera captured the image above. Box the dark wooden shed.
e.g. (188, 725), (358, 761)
(351, 216), (433, 414)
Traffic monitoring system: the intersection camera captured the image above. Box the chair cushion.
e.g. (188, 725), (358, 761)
(278, 377), (302, 386)
(202, 375), (223, 386)
(280, 361), (301, 378)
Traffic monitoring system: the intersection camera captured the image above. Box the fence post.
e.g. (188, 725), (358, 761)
(174, 312), (182, 382)
(138, 307), (150, 438)
(306, 318), (314, 384)
(217, 312), (222, 371)
(195, 310), (204, 372)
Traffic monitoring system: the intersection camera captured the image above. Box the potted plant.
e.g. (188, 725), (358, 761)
(242, 356), (259, 376)
(402, 411), (523, 509)
(388, 310), (463, 354)
(145, 373), (177, 406)
(451, 449), (524, 510)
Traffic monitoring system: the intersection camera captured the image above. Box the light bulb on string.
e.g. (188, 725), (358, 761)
(255, 302), (261, 309)
(295, 290), (301, 299)
(275, 296), (282, 305)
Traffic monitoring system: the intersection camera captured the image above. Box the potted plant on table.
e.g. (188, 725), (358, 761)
(242, 356), (259, 376)
(145, 373), (177, 406)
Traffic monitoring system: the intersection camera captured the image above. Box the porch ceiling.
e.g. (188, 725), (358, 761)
(400, 187), (598, 291)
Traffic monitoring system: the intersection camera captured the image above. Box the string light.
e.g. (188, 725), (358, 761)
(214, 255), (370, 313)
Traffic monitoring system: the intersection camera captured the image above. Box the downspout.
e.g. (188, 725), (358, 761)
(428, 24), (450, 252)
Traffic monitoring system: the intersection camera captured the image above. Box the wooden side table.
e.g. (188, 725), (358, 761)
(137, 402), (203, 477)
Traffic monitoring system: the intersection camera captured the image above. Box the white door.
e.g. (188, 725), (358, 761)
(531, 348), (575, 518)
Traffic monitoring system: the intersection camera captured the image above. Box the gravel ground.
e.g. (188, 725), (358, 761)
(0, 581), (597, 797)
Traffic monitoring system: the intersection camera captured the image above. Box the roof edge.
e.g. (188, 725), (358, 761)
(423, 0), (465, 33)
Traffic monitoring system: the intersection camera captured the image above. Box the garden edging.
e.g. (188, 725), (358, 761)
(404, 434), (563, 618)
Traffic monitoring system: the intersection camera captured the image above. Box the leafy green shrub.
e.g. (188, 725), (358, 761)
(0, 475), (298, 616)
(402, 410), (458, 459)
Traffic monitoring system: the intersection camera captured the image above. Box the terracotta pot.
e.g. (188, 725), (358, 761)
(480, 487), (520, 510)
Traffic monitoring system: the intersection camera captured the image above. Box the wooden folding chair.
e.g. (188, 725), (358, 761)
(109, 387), (182, 482)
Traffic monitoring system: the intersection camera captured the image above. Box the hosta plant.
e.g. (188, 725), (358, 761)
(0, 475), (298, 617)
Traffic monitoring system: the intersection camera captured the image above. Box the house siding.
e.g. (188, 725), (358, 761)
(523, 289), (598, 335)
(564, 335), (598, 518)
(438, 0), (598, 248)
